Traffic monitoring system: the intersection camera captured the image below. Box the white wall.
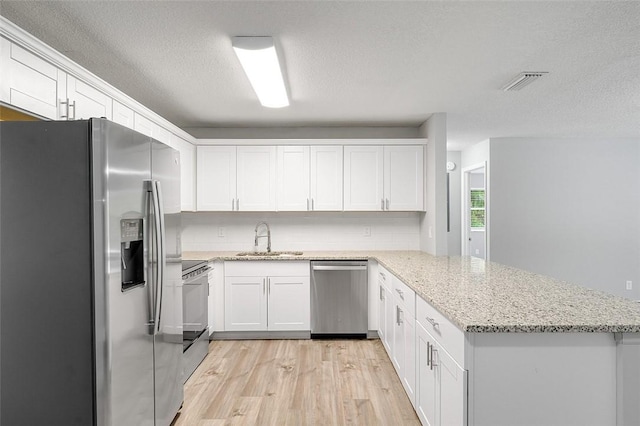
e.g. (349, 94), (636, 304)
(489, 137), (640, 300)
(182, 212), (421, 252)
(419, 113), (448, 255)
(447, 151), (462, 256)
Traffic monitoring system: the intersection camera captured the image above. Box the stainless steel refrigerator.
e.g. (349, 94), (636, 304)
(0, 119), (183, 426)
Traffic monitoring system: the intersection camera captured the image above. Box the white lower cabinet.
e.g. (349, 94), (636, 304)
(391, 277), (416, 406)
(416, 322), (466, 426)
(224, 261), (310, 332)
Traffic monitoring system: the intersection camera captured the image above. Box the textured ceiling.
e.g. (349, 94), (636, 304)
(1, 1), (639, 149)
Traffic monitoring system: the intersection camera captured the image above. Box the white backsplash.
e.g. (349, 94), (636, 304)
(181, 211), (421, 252)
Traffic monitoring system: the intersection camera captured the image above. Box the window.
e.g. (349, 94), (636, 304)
(470, 189), (485, 228)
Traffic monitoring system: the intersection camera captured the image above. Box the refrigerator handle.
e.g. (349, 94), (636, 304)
(144, 180), (159, 334)
(153, 180), (166, 335)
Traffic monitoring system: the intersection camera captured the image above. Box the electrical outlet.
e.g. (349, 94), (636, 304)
(626, 281), (633, 290)
(363, 226), (371, 237)
(218, 227), (226, 238)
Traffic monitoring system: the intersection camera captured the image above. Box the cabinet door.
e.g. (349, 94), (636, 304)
(392, 303), (405, 375)
(403, 311), (416, 406)
(310, 146), (343, 211)
(0, 38), (63, 119)
(112, 100), (134, 129)
(172, 134), (196, 211)
(438, 342), (467, 426)
(277, 146), (310, 211)
(383, 285), (395, 355)
(224, 276), (267, 331)
(343, 146), (384, 211)
(196, 146), (237, 211)
(237, 146), (276, 211)
(268, 276), (310, 331)
(66, 75), (112, 120)
(416, 322), (437, 426)
(384, 145), (424, 211)
(378, 284), (387, 346)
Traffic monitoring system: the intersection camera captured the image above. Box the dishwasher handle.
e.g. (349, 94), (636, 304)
(312, 265), (367, 271)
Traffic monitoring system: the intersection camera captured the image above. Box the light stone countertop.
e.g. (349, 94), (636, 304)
(183, 250), (640, 333)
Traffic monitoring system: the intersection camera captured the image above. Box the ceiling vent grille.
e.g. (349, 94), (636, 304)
(502, 72), (548, 91)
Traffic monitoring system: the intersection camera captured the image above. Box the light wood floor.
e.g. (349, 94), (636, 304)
(172, 339), (420, 425)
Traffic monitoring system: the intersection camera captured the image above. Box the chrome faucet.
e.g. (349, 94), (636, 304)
(254, 221), (271, 253)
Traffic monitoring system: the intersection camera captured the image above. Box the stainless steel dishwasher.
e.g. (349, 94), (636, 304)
(310, 260), (368, 339)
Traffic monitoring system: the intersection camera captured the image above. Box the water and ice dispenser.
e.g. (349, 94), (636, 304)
(120, 218), (144, 291)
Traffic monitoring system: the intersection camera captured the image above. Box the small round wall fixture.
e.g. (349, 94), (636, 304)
(447, 161), (456, 171)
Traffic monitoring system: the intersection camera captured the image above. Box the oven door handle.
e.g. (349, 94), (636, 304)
(312, 265), (367, 271)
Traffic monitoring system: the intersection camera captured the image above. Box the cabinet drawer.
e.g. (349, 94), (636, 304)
(377, 266), (392, 290)
(225, 260), (310, 277)
(393, 276), (415, 318)
(416, 296), (464, 366)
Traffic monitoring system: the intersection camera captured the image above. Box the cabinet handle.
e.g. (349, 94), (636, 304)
(425, 316), (439, 328)
(268, 278), (271, 295)
(263, 278), (266, 295)
(430, 346), (438, 370)
(427, 341), (431, 367)
(396, 306), (403, 325)
(379, 272), (386, 280)
(395, 288), (404, 299)
(311, 198), (314, 211)
(385, 198), (389, 210)
(69, 100), (76, 120)
(60, 98), (70, 119)
(379, 286), (384, 300)
(381, 198), (385, 210)
(231, 199), (235, 211)
(236, 199), (240, 210)
(307, 198), (310, 211)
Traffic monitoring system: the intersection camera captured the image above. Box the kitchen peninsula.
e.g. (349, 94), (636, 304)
(185, 250), (640, 426)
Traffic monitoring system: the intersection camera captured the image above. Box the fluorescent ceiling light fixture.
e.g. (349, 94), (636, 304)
(232, 36), (289, 108)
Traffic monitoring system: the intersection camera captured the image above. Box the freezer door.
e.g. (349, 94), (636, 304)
(151, 140), (184, 425)
(95, 119), (155, 426)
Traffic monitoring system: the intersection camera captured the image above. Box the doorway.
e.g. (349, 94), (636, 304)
(462, 163), (487, 260)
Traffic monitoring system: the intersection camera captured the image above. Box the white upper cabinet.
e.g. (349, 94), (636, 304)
(277, 145), (343, 211)
(344, 145), (424, 211)
(65, 75), (112, 120)
(384, 145), (424, 211)
(112, 100), (134, 129)
(310, 146), (343, 211)
(0, 37), (64, 119)
(196, 146), (237, 211)
(277, 146), (310, 211)
(343, 145), (385, 211)
(170, 133), (196, 211)
(236, 146), (277, 211)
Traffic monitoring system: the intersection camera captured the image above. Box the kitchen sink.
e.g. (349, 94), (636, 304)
(236, 251), (304, 257)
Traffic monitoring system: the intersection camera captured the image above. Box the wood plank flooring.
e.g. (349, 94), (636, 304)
(172, 339), (420, 425)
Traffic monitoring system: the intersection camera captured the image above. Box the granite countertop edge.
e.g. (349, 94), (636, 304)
(183, 250), (640, 334)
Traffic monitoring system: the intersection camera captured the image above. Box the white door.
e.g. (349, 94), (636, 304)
(384, 145), (424, 211)
(310, 145), (343, 211)
(0, 38), (63, 119)
(196, 146), (237, 211)
(392, 303), (405, 375)
(224, 276), (267, 331)
(172, 134), (196, 211)
(343, 145), (384, 211)
(383, 285), (395, 354)
(66, 75), (112, 120)
(463, 164), (487, 259)
(268, 276), (310, 330)
(236, 146), (276, 211)
(277, 146), (310, 211)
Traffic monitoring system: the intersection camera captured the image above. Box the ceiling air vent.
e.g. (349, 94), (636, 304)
(502, 72), (548, 91)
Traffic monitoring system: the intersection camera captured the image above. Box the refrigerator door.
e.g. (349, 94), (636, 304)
(96, 119), (155, 426)
(151, 140), (184, 425)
